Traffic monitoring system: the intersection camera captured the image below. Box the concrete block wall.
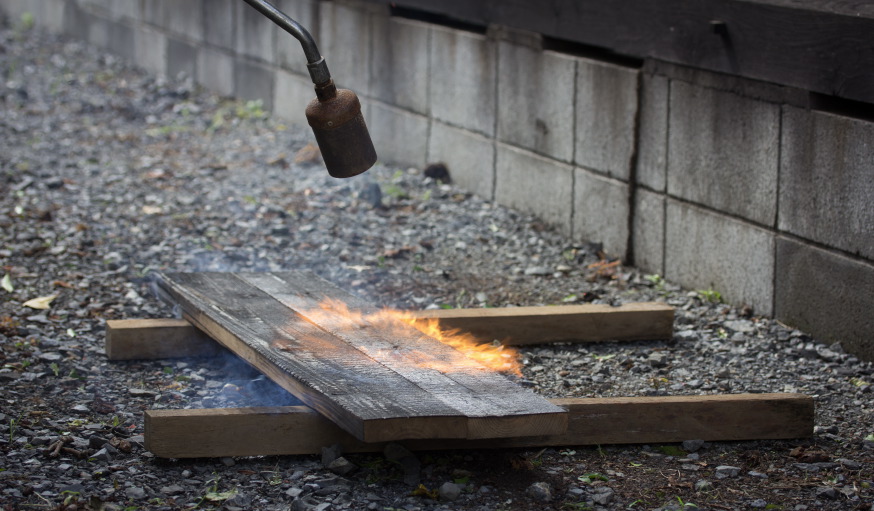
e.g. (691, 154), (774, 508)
(2, 0), (871, 360)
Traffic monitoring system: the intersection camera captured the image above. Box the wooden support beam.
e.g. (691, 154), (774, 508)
(105, 303), (674, 360)
(154, 272), (567, 443)
(418, 302), (674, 345)
(144, 393), (814, 458)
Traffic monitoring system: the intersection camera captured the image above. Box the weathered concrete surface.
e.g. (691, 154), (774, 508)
(198, 46), (235, 98)
(668, 82), (780, 226)
(428, 122), (495, 200)
(776, 238), (874, 361)
(497, 42), (576, 163)
(573, 169), (629, 258)
(134, 24), (166, 77)
(275, 0), (319, 76)
(575, 59), (639, 181)
(273, 69), (314, 127)
(167, 37), (197, 81)
(635, 74), (668, 192)
(203, 0), (235, 50)
(318, 1), (372, 94)
(236, 0), (274, 62)
(367, 102), (429, 169)
(632, 188), (665, 274)
(780, 106), (874, 259)
(496, 144), (573, 234)
(430, 26), (496, 137)
(666, 200), (775, 316)
(370, 17), (431, 115)
(234, 59), (275, 112)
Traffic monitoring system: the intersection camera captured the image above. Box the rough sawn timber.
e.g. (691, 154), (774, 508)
(143, 393), (814, 458)
(104, 302), (674, 360)
(154, 271), (567, 443)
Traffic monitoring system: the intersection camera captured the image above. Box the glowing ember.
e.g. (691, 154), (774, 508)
(306, 299), (522, 376)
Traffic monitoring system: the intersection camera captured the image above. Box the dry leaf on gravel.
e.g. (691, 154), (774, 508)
(22, 294), (58, 309)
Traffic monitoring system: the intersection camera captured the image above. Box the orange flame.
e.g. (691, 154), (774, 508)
(302, 299), (522, 376)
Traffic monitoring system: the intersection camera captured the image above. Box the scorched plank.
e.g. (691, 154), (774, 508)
(155, 272), (567, 443)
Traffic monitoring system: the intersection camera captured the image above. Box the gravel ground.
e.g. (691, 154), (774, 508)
(1, 22), (872, 511)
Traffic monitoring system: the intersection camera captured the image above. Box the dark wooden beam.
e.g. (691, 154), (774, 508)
(144, 393), (814, 458)
(377, 0), (874, 104)
(105, 302), (674, 360)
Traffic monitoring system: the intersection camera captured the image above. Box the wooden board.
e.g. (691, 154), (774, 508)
(154, 271), (567, 443)
(418, 302), (673, 345)
(144, 393), (814, 458)
(105, 302), (674, 360)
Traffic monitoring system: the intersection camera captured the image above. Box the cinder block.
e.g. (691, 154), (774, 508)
(275, 0), (319, 76)
(667, 81), (780, 226)
(573, 169), (630, 258)
(665, 200), (775, 315)
(85, 13), (110, 48)
(430, 26), (496, 137)
(369, 17), (431, 115)
(234, 58), (276, 112)
(636, 74), (668, 191)
(0, 0), (29, 22)
(497, 42), (576, 163)
(575, 59), (639, 181)
(13, 0), (66, 32)
(134, 24), (167, 76)
(203, 0), (235, 49)
(632, 188), (665, 274)
(776, 238), (874, 361)
(495, 144), (573, 234)
(318, 1), (371, 94)
(274, 69), (315, 127)
(167, 36), (198, 81)
(107, 18), (135, 61)
(236, 0), (275, 62)
(165, 0), (202, 42)
(107, 0), (138, 21)
(139, 0), (164, 26)
(428, 121), (495, 200)
(365, 102), (428, 169)
(197, 46), (234, 97)
(62, 0), (88, 40)
(779, 106), (874, 259)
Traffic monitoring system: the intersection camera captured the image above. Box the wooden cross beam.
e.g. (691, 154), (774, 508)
(107, 290), (813, 458)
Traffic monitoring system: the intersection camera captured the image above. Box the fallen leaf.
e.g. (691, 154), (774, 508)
(293, 143), (321, 164)
(204, 489), (237, 502)
(1, 273), (13, 292)
(410, 484), (438, 499)
(23, 294), (58, 310)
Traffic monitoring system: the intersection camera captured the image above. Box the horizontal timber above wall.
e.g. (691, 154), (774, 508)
(375, 0), (874, 105)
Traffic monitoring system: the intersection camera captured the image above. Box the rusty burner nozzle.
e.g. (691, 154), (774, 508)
(242, 0), (377, 178)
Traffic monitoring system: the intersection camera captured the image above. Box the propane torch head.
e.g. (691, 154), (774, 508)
(305, 80), (377, 178)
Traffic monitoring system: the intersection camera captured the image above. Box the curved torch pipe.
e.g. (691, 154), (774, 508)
(239, 0), (377, 178)
(240, 0), (331, 85)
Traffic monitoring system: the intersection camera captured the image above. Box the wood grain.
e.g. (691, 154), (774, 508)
(155, 272), (566, 443)
(104, 302), (674, 361)
(417, 302), (674, 345)
(105, 319), (221, 360)
(144, 393), (813, 458)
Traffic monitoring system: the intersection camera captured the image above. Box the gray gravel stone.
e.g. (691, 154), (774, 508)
(715, 465), (741, 478)
(439, 482), (462, 501)
(526, 481), (552, 502)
